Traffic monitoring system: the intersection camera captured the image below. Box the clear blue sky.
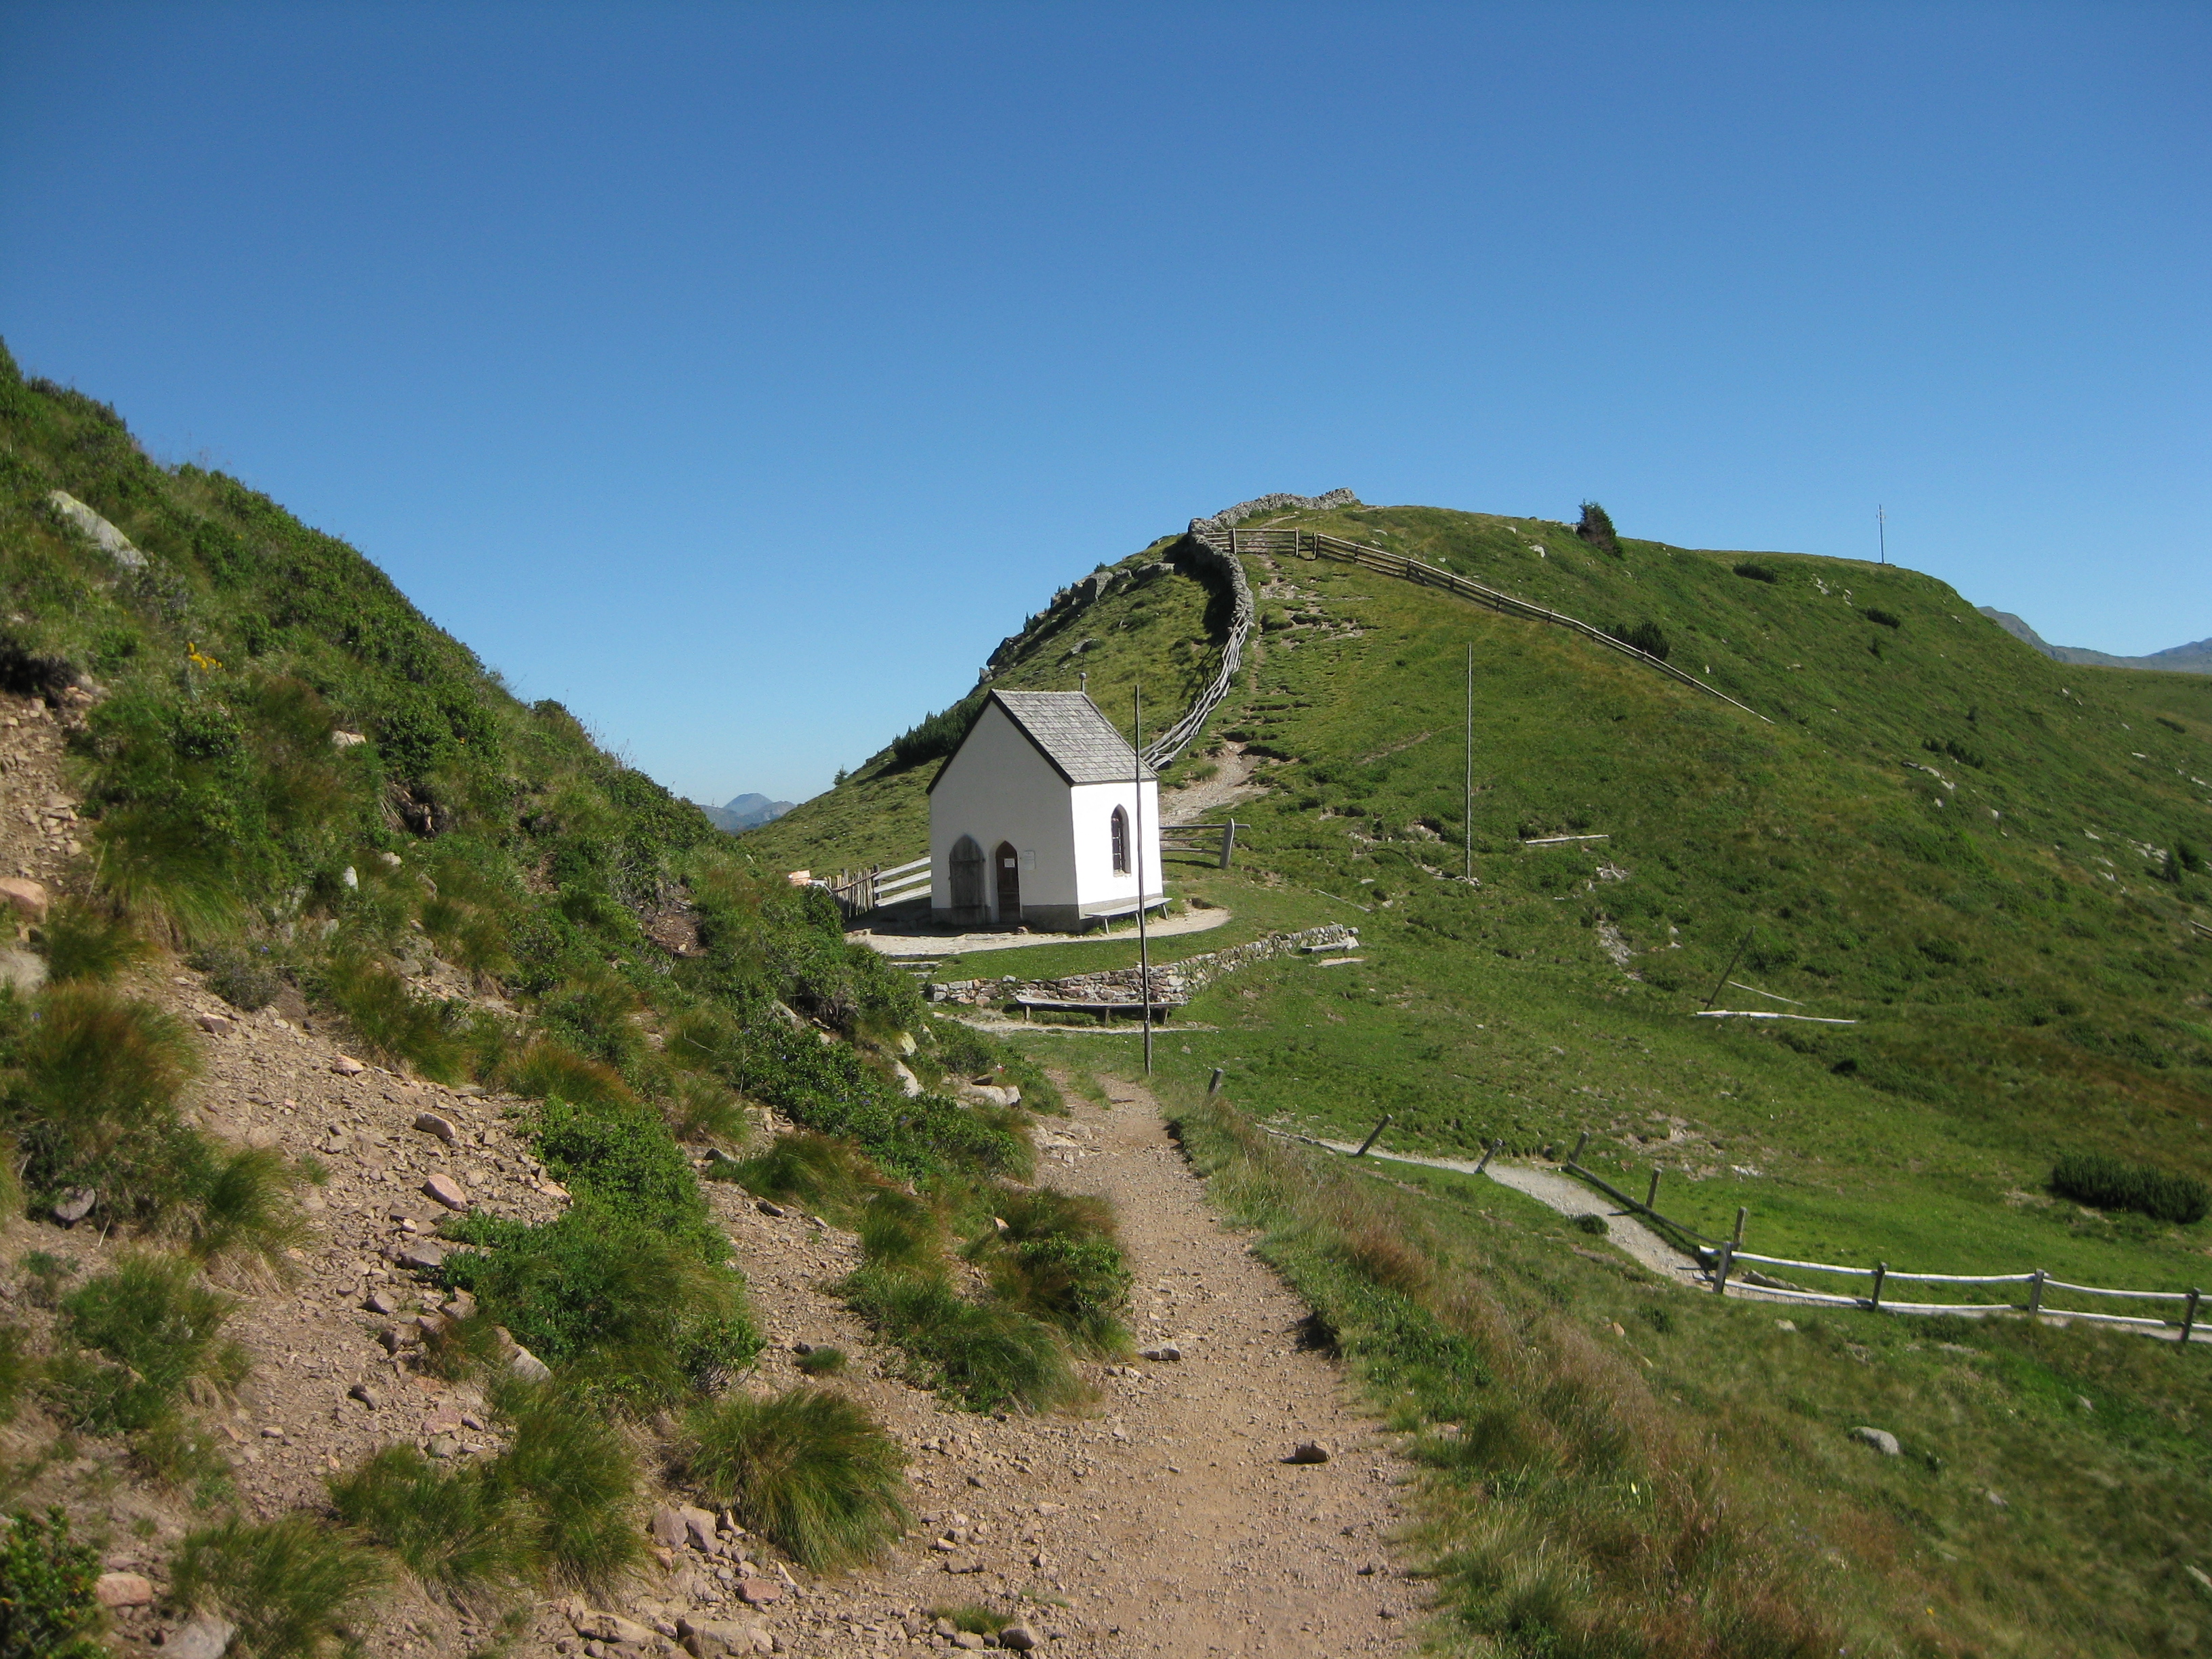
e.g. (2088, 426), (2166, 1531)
(3, 3), (2205, 806)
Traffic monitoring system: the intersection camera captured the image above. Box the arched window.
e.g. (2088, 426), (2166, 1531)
(948, 836), (985, 912)
(1110, 806), (1130, 874)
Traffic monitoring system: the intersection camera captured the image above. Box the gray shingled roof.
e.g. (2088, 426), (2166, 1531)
(989, 690), (1156, 785)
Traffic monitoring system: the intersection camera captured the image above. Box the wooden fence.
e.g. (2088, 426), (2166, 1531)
(1267, 527), (1773, 724)
(1557, 1136), (2205, 1343)
(1160, 819), (1242, 867)
(825, 853), (931, 920)
(1139, 523), (1256, 769)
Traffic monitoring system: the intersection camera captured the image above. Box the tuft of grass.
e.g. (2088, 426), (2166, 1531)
(35, 901), (147, 985)
(968, 1187), (1131, 1355)
(0, 1507), (106, 1659)
(183, 1143), (315, 1267)
(680, 1387), (909, 1570)
(6, 982), (199, 1211)
(47, 1252), (247, 1434)
(661, 1070), (748, 1145)
(857, 1187), (942, 1269)
(727, 1131), (878, 1222)
(794, 1345), (847, 1378)
(839, 1266), (1077, 1414)
(316, 953), (464, 1081)
(329, 1445), (531, 1596)
(2051, 1150), (2209, 1225)
(927, 1603), (1011, 1636)
(91, 800), (244, 943)
(501, 1039), (634, 1110)
(480, 1380), (640, 1591)
(169, 1513), (385, 1659)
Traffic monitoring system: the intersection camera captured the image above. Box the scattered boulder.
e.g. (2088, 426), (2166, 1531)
(394, 1241), (446, 1271)
(998, 1624), (1040, 1650)
(571, 1609), (655, 1646)
(678, 1617), (775, 1656)
(1849, 1426), (1902, 1457)
(0, 876), (49, 922)
(680, 1504), (718, 1553)
(347, 1382), (382, 1410)
(196, 1012), (238, 1037)
(958, 1082), (1022, 1109)
(331, 1055), (366, 1076)
(651, 1505), (690, 1549)
(422, 1172), (470, 1212)
(0, 949), (47, 993)
(508, 1344), (552, 1384)
(735, 1578), (783, 1605)
(1138, 1343), (1182, 1363)
(1286, 1440), (1333, 1465)
(52, 1188), (96, 1226)
(165, 1613), (237, 1659)
(412, 1111), (458, 1145)
(756, 1199), (788, 1218)
(330, 731), (367, 749)
(94, 1572), (155, 1607)
(890, 1061), (925, 1100)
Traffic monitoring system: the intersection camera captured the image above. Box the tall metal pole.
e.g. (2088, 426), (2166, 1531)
(1878, 504), (1886, 565)
(1465, 643), (1474, 882)
(1134, 683), (1153, 1075)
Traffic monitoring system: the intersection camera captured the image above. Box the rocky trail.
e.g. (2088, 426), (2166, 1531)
(718, 1073), (1416, 1656)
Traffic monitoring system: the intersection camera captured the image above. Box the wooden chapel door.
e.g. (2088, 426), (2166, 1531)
(994, 841), (1021, 922)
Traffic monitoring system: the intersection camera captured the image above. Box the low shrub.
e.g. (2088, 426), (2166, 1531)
(1574, 1212), (1610, 1237)
(1733, 562), (1778, 583)
(840, 1266), (1076, 1414)
(169, 1513), (385, 1659)
(0, 1507), (106, 1659)
(1607, 620), (1670, 662)
(329, 1445), (531, 1595)
(1864, 607), (1902, 628)
(35, 902), (147, 985)
(680, 1387), (909, 1569)
(47, 1252), (247, 1433)
(188, 942), (285, 1011)
(2051, 1150), (2209, 1225)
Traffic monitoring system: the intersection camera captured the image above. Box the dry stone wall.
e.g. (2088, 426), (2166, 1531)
(927, 922), (1357, 1008)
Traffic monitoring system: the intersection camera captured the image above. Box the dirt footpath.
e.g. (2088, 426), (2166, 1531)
(717, 1077), (1416, 1658)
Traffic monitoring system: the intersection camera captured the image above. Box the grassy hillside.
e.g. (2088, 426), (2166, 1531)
(0, 346), (1091, 1647)
(776, 497), (2212, 1655)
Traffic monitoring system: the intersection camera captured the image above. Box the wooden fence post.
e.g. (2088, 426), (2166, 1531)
(1354, 1115), (1393, 1158)
(1733, 1206), (1748, 1247)
(1570, 1130), (1590, 1166)
(1220, 821), (1238, 868)
(1869, 1262), (1888, 1311)
(2184, 1288), (2202, 1347)
(1207, 1067), (1224, 1097)
(1715, 1241), (1736, 1295)
(2028, 1269), (2046, 1315)
(1645, 1168), (1662, 1211)
(1475, 1136), (1502, 1174)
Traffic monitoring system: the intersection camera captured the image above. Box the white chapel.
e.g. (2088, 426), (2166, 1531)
(927, 690), (1163, 931)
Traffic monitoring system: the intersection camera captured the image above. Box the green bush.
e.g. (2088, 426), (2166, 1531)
(0, 1507), (106, 1659)
(840, 1267), (1076, 1414)
(1574, 1212), (1610, 1237)
(1733, 562), (1778, 583)
(2051, 1151), (2209, 1225)
(1864, 606), (1902, 628)
(680, 1387), (909, 1569)
(1607, 619), (1670, 662)
(169, 1514), (385, 1659)
(728, 1132), (878, 1221)
(886, 689), (986, 772)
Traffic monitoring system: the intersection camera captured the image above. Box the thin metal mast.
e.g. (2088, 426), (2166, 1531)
(1878, 504), (1887, 565)
(1134, 683), (1153, 1075)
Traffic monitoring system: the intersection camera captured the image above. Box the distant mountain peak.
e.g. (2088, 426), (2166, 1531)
(1975, 607), (2211, 675)
(701, 792), (794, 833)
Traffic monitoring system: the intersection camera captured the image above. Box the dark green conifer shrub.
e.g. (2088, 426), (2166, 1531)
(1575, 502), (1620, 556)
(2051, 1151), (2209, 1225)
